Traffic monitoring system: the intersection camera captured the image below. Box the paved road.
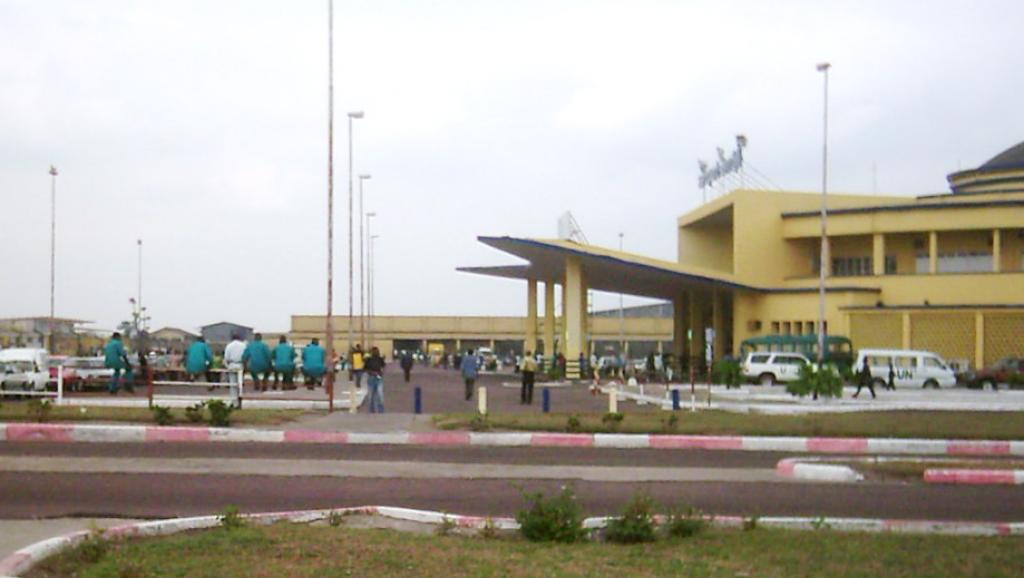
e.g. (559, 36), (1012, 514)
(2, 442), (1023, 522)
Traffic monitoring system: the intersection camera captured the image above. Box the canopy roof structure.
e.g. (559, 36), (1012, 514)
(458, 236), (754, 299)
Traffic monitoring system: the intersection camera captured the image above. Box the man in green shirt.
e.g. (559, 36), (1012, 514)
(243, 333), (273, 391)
(103, 332), (130, 394)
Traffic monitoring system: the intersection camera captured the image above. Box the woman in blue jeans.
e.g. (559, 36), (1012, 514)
(364, 346), (386, 413)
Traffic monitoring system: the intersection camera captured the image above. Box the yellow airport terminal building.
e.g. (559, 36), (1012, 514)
(292, 141), (1023, 378)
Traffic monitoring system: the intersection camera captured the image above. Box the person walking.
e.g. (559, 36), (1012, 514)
(852, 362), (876, 399)
(273, 336), (297, 390)
(103, 332), (131, 395)
(242, 333), (273, 391)
(520, 350), (537, 404)
(185, 337), (213, 382)
(301, 338), (326, 389)
(365, 346), (386, 413)
(887, 362), (897, 391)
(461, 348), (480, 401)
(350, 344), (366, 388)
(223, 333), (246, 391)
(400, 350), (414, 383)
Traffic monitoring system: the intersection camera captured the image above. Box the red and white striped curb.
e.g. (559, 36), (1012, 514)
(924, 469), (1024, 485)
(2, 423), (1023, 456)
(2, 506), (1022, 577)
(775, 458), (863, 482)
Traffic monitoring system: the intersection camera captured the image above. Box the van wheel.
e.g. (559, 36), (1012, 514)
(924, 379), (939, 389)
(758, 373), (776, 386)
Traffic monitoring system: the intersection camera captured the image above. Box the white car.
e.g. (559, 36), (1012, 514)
(741, 352), (810, 385)
(853, 349), (957, 389)
(0, 348), (50, 391)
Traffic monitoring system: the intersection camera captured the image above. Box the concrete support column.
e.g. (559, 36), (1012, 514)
(455, 338), (461, 352)
(975, 313), (985, 370)
(543, 281), (556, 367)
(928, 231), (938, 274)
(901, 313), (912, 350)
(688, 289), (705, 374)
(993, 229), (1002, 273)
(564, 257), (586, 379)
(672, 295), (687, 366)
(525, 279), (538, 355)
(712, 289), (726, 362)
(420, 339), (427, 353)
(872, 233), (886, 276)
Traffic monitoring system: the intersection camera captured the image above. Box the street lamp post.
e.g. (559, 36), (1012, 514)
(358, 173), (372, 348)
(618, 233), (625, 358)
(48, 166), (57, 353)
(369, 233), (380, 349)
(366, 213), (377, 347)
(816, 62), (831, 373)
(325, 0), (336, 411)
(347, 110), (364, 373)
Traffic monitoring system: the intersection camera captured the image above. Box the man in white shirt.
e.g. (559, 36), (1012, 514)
(223, 333), (247, 386)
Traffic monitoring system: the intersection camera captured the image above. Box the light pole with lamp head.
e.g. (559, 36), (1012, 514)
(48, 166), (58, 353)
(347, 110), (364, 373)
(358, 173), (371, 348)
(369, 233), (380, 349)
(815, 62), (831, 378)
(365, 212), (377, 347)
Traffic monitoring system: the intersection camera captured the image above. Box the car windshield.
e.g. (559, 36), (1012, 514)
(3, 361), (36, 373)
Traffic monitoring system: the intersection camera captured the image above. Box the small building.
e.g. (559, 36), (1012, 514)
(200, 322), (254, 347)
(150, 327), (199, 352)
(0, 317), (91, 354)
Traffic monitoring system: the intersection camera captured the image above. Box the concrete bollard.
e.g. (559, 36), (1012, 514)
(478, 386), (487, 415)
(414, 386), (422, 414)
(608, 387), (618, 413)
(349, 381), (357, 414)
(542, 388), (550, 413)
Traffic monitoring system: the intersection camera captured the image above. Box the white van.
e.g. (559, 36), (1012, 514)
(853, 349), (956, 389)
(0, 348), (50, 391)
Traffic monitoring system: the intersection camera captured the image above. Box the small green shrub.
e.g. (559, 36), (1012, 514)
(1008, 372), (1024, 391)
(786, 363), (844, 399)
(516, 486), (588, 543)
(479, 517), (499, 539)
(327, 510), (346, 527)
(711, 359), (744, 388)
(27, 398), (53, 423)
(661, 412), (680, 433)
(601, 412), (624, 432)
(205, 399), (234, 427)
(435, 514), (457, 536)
(70, 526), (109, 564)
(150, 405), (173, 426)
(605, 493), (657, 544)
(219, 505), (245, 530)
(665, 505), (708, 539)
(743, 515), (760, 531)
(469, 415), (490, 431)
(566, 415), (583, 433)
(811, 516), (832, 531)
(184, 403), (205, 423)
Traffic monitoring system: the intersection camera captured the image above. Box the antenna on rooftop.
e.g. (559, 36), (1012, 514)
(557, 211), (589, 244)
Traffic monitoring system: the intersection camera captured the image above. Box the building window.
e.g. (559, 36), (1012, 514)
(830, 256), (872, 277)
(915, 251), (993, 273)
(885, 256), (897, 274)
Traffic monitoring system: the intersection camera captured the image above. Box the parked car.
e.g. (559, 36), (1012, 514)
(741, 352), (810, 385)
(960, 357), (1024, 390)
(63, 356), (114, 391)
(853, 349), (957, 389)
(0, 348), (50, 391)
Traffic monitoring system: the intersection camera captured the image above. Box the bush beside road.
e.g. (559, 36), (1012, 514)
(434, 410), (1024, 440)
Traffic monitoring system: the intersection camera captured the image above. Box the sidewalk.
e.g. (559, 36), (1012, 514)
(0, 518), (143, 562)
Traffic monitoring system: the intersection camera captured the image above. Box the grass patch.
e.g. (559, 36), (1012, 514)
(849, 459), (1024, 481)
(0, 402), (306, 426)
(434, 410), (1024, 439)
(27, 522), (1024, 578)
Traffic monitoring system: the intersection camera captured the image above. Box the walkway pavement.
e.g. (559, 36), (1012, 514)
(0, 518), (143, 562)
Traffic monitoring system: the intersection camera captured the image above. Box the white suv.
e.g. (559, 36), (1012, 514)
(741, 352), (810, 386)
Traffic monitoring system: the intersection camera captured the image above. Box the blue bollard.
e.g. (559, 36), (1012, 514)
(542, 388), (551, 413)
(414, 386), (422, 414)
(671, 388), (680, 411)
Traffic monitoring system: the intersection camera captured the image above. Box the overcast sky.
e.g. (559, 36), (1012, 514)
(2, 0), (1022, 333)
